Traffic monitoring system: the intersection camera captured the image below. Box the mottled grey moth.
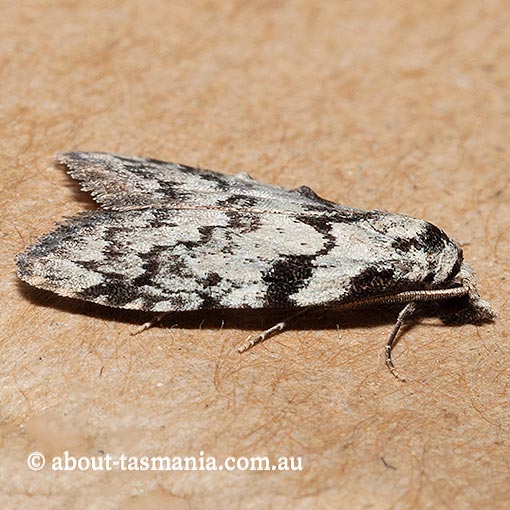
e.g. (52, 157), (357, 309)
(16, 152), (495, 380)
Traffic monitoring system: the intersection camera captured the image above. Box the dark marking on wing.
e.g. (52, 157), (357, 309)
(392, 222), (448, 253)
(78, 275), (141, 307)
(349, 267), (401, 298)
(262, 254), (316, 307)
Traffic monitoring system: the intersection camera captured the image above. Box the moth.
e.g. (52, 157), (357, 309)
(16, 152), (495, 380)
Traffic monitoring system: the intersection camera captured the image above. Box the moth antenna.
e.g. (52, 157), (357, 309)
(385, 302), (417, 382)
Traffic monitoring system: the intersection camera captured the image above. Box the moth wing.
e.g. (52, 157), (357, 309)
(57, 152), (362, 217)
(17, 207), (460, 312)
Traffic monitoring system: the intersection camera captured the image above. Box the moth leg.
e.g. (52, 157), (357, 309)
(385, 302), (418, 382)
(237, 307), (314, 353)
(131, 312), (169, 336)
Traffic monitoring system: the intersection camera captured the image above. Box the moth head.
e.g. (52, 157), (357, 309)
(440, 261), (496, 325)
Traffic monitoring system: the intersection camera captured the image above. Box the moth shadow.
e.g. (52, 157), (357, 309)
(18, 281), (414, 336)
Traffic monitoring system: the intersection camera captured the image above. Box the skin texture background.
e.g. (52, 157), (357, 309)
(1, 1), (508, 508)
